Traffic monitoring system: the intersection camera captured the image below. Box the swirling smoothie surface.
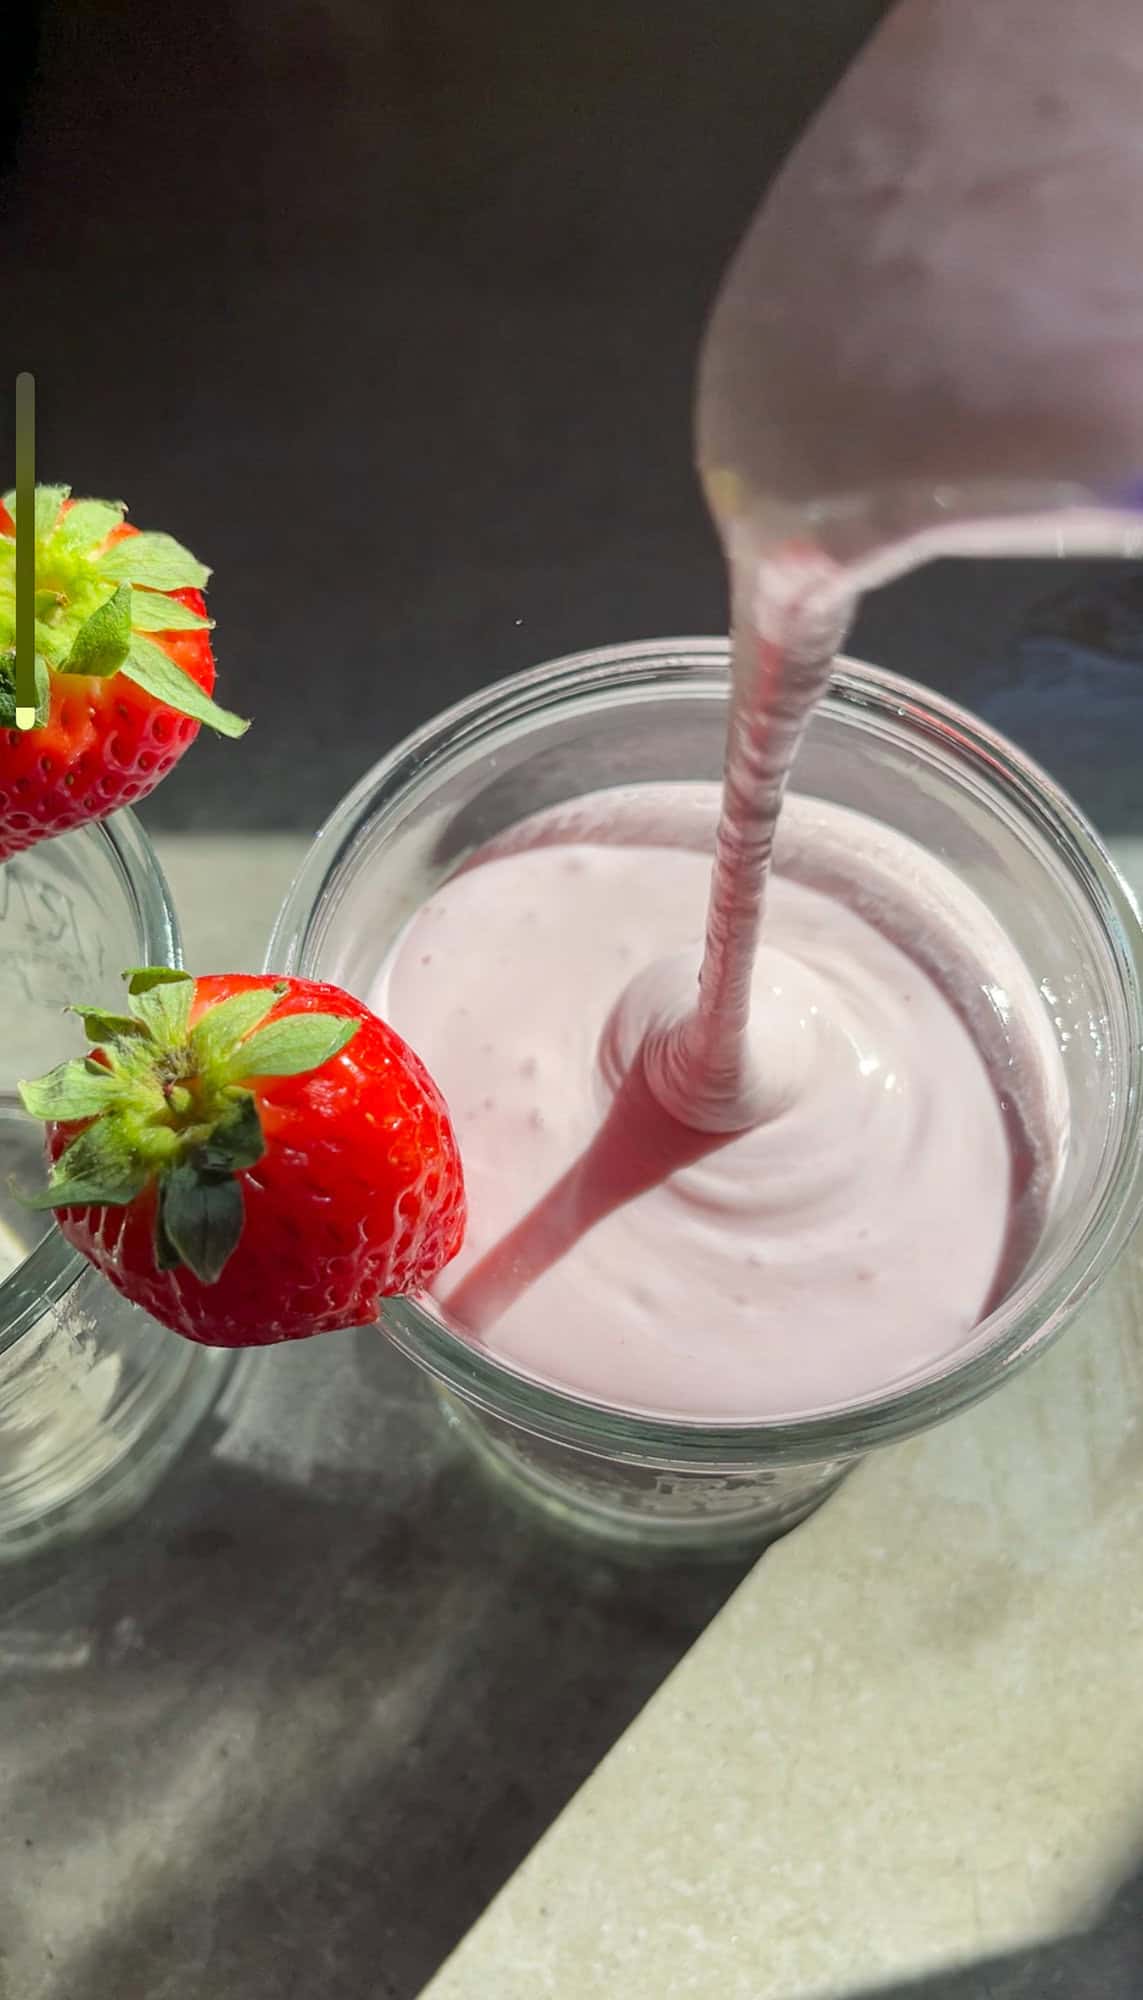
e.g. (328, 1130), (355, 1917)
(374, 784), (1067, 1423)
(365, 0), (1143, 1420)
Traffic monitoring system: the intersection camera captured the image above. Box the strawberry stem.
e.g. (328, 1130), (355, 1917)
(16, 969), (362, 1283)
(0, 486), (248, 737)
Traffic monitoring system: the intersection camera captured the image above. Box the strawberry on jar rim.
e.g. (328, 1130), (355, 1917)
(0, 485), (246, 861)
(18, 970), (467, 1347)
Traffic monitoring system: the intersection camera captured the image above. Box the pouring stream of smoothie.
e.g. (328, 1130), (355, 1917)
(373, 0), (1143, 1418)
(640, 557), (853, 1133)
(646, 0), (1143, 1136)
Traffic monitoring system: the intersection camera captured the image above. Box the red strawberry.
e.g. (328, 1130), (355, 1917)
(18, 969), (466, 1346)
(0, 486), (246, 860)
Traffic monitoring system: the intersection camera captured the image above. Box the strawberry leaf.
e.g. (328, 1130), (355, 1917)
(101, 532), (210, 592)
(122, 634), (248, 739)
(18, 1058), (125, 1121)
(190, 986), (283, 1072)
(129, 591), (213, 634)
(123, 967), (194, 1046)
(34, 654), (51, 723)
(153, 1195), (182, 1271)
(18, 1167), (149, 1210)
(34, 615), (72, 665)
(195, 1091), (265, 1174)
(67, 1006), (151, 1044)
(225, 1013), (359, 1080)
(62, 584), (133, 679)
(160, 1162), (244, 1283)
(33, 486), (70, 539)
(0, 654), (50, 728)
(54, 499), (126, 554)
(123, 967), (193, 996)
(131, 976), (194, 1049)
(20, 1120), (150, 1210)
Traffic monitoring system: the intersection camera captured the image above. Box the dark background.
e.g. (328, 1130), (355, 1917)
(3, 0), (1142, 840)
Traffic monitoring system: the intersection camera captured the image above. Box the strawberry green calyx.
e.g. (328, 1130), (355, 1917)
(18, 969), (360, 1284)
(0, 485), (247, 736)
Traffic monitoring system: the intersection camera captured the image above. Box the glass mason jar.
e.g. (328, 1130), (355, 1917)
(0, 812), (239, 1563)
(268, 641), (1143, 1554)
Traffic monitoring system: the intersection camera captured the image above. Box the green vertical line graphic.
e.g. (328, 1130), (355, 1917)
(14, 371), (36, 729)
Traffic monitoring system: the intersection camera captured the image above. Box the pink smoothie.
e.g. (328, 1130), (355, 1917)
(371, 0), (1131, 1424)
(374, 783), (1067, 1423)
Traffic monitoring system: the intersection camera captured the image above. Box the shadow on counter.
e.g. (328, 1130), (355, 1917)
(0, 1329), (752, 2000)
(853, 1850), (1143, 2000)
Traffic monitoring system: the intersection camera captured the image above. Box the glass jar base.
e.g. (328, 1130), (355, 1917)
(0, 1343), (244, 1566)
(438, 1391), (854, 1559)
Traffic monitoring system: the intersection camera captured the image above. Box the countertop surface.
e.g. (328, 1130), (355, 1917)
(422, 1221), (1143, 2000)
(3, 1), (1143, 1995)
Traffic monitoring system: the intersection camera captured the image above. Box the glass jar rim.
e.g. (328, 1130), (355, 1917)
(0, 810), (182, 1354)
(269, 638), (1143, 1466)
